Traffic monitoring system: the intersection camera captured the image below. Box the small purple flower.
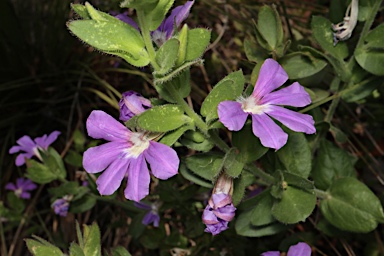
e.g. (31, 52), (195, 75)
(116, 1), (194, 46)
(82, 110), (179, 202)
(134, 201), (161, 227)
(218, 58), (315, 150)
(9, 131), (61, 166)
(202, 193), (236, 235)
(261, 242), (312, 256)
(5, 178), (37, 199)
(119, 91), (152, 122)
(52, 196), (71, 217)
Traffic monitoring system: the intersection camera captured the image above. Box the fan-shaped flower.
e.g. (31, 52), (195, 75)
(261, 242), (312, 256)
(5, 178), (37, 199)
(218, 58), (315, 150)
(82, 110), (179, 202)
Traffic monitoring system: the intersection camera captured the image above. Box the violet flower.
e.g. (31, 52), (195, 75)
(218, 59), (315, 150)
(9, 131), (61, 166)
(52, 196), (71, 217)
(261, 242), (312, 256)
(82, 110), (179, 202)
(119, 91), (152, 122)
(134, 201), (161, 227)
(202, 193), (236, 235)
(5, 178), (37, 199)
(116, 1), (194, 46)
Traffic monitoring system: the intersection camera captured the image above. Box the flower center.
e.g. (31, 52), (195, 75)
(124, 132), (150, 158)
(15, 188), (23, 198)
(151, 30), (167, 47)
(240, 96), (270, 115)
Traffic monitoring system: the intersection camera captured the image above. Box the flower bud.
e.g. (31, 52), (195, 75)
(119, 91), (152, 122)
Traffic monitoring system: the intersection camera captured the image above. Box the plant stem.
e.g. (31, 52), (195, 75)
(136, 11), (160, 71)
(314, 188), (329, 199)
(245, 164), (276, 184)
(165, 82), (230, 152)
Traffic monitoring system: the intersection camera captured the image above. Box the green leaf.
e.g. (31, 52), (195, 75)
(83, 223), (101, 256)
(185, 28), (211, 61)
(146, 0), (175, 31)
(154, 69), (191, 103)
(120, 0), (158, 9)
(235, 214), (286, 237)
(277, 132), (311, 178)
(176, 24), (188, 66)
(282, 171), (315, 191)
(65, 150), (83, 167)
(280, 52), (327, 79)
(243, 37), (269, 63)
(179, 136), (214, 152)
(26, 160), (57, 184)
(311, 16), (349, 60)
(159, 123), (195, 146)
(26, 236), (63, 256)
(321, 177), (384, 232)
(68, 15), (149, 67)
(256, 5), (284, 50)
(70, 4), (91, 19)
(342, 77), (381, 102)
(70, 195), (96, 214)
(311, 140), (357, 190)
(232, 122), (268, 163)
(271, 186), (316, 224)
(136, 104), (192, 132)
(41, 147), (67, 180)
(222, 148), (244, 178)
(201, 70), (245, 121)
(7, 192), (25, 213)
(232, 171), (255, 206)
(111, 246), (132, 256)
(69, 243), (85, 256)
(154, 38), (179, 75)
(185, 153), (223, 181)
(179, 164), (213, 188)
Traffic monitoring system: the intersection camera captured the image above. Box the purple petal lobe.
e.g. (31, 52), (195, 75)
(266, 106), (316, 134)
(22, 180), (38, 190)
(115, 13), (139, 31)
(5, 183), (16, 191)
(15, 154), (28, 166)
(86, 110), (130, 142)
(96, 157), (129, 196)
(16, 135), (36, 150)
(261, 82), (311, 107)
(124, 155), (150, 202)
(204, 220), (228, 235)
(35, 131), (61, 150)
(287, 242), (312, 256)
(261, 251), (281, 256)
(9, 145), (21, 154)
(20, 191), (31, 199)
(218, 101), (248, 131)
(251, 114), (288, 150)
(142, 212), (160, 227)
(134, 201), (152, 210)
(160, 1), (194, 39)
(214, 204), (236, 221)
(253, 59), (288, 99)
(119, 91), (152, 122)
(211, 193), (232, 208)
(202, 206), (219, 225)
(83, 142), (127, 173)
(144, 141), (179, 180)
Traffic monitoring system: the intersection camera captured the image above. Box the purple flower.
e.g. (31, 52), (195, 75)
(9, 131), (61, 166)
(119, 91), (152, 122)
(218, 59), (315, 150)
(116, 1), (194, 46)
(134, 201), (161, 227)
(5, 178), (37, 199)
(261, 242), (312, 256)
(52, 196), (70, 217)
(202, 193), (236, 235)
(82, 110), (179, 202)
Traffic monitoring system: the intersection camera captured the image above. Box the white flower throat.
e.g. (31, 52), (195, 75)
(239, 96), (270, 115)
(124, 132), (150, 158)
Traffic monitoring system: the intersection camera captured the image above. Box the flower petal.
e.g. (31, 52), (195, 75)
(16, 135), (36, 150)
(142, 212), (160, 227)
(204, 220), (228, 235)
(144, 141), (179, 180)
(287, 242), (312, 256)
(124, 155), (150, 202)
(202, 206), (219, 225)
(5, 183), (16, 191)
(86, 110), (130, 142)
(261, 82), (311, 107)
(9, 145), (21, 154)
(251, 114), (288, 150)
(266, 106), (316, 134)
(83, 142), (127, 173)
(15, 153), (29, 166)
(253, 59), (288, 99)
(20, 192), (31, 199)
(134, 201), (151, 210)
(22, 180), (38, 191)
(218, 101), (248, 131)
(96, 157), (129, 196)
(35, 131), (61, 150)
(160, 1), (194, 39)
